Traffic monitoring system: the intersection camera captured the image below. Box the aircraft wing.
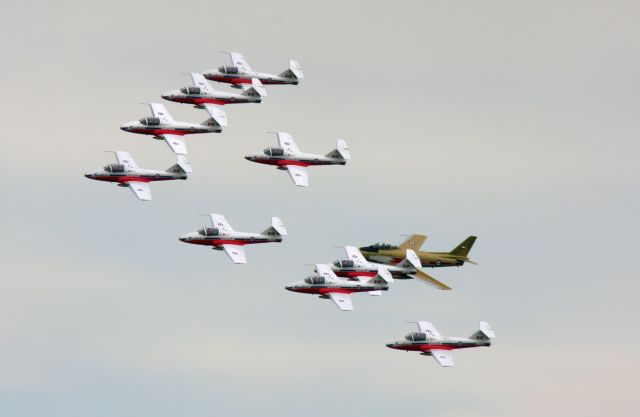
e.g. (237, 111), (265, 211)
(417, 321), (443, 339)
(125, 181), (151, 201)
(277, 132), (300, 154)
(221, 244), (247, 264)
(160, 134), (188, 155)
(114, 151), (139, 171)
(344, 246), (368, 267)
(202, 103), (228, 127)
(315, 264), (338, 279)
(209, 214), (234, 233)
(285, 165), (309, 187)
(149, 103), (174, 123)
(399, 234), (427, 250)
(427, 349), (455, 367)
(413, 270), (451, 290)
(190, 73), (214, 94)
(229, 52), (253, 73)
(328, 292), (353, 311)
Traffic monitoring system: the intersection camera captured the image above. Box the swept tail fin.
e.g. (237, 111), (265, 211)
(241, 78), (267, 97)
(450, 236), (477, 257)
(166, 155), (192, 174)
(469, 322), (495, 340)
(279, 59), (304, 80)
(325, 139), (351, 160)
(262, 217), (287, 236)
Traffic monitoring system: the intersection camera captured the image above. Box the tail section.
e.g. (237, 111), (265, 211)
(450, 236), (477, 257)
(166, 155), (192, 174)
(242, 78), (267, 98)
(325, 139), (351, 160)
(399, 234), (427, 250)
(279, 59), (304, 80)
(201, 117), (223, 130)
(262, 217), (287, 236)
(469, 322), (495, 340)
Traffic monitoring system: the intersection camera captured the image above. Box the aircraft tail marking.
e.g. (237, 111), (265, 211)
(449, 236), (477, 257)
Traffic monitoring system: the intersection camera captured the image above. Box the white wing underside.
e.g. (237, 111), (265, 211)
(328, 292), (353, 311)
(149, 103), (174, 123)
(160, 134), (188, 155)
(190, 73), (214, 94)
(222, 244), (246, 264)
(277, 132), (300, 154)
(209, 214), (234, 233)
(115, 151), (139, 171)
(344, 246), (368, 267)
(285, 165), (309, 187)
(126, 181), (151, 201)
(428, 349), (455, 367)
(202, 103), (228, 127)
(229, 52), (253, 73)
(417, 321), (443, 339)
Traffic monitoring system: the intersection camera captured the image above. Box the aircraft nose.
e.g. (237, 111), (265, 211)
(178, 234), (190, 242)
(386, 342), (396, 348)
(244, 155), (255, 161)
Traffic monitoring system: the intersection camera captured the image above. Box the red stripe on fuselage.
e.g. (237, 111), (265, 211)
(185, 239), (270, 247)
(128, 128), (188, 136)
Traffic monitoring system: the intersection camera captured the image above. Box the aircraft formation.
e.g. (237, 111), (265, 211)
(84, 52), (493, 367)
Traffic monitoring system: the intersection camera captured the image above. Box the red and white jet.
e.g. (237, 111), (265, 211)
(203, 52), (303, 87)
(179, 213), (287, 264)
(285, 264), (391, 311)
(386, 321), (495, 367)
(85, 151), (189, 201)
(162, 73), (266, 127)
(245, 132), (350, 187)
(120, 103), (221, 158)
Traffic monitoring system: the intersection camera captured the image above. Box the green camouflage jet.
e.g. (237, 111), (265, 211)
(359, 235), (477, 269)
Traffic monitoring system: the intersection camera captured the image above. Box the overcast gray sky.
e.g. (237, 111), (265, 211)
(1, 1), (639, 416)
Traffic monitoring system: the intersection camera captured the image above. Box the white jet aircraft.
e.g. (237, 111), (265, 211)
(85, 151), (190, 201)
(331, 246), (452, 290)
(245, 132), (350, 187)
(162, 73), (266, 127)
(386, 321), (495, 367)
(285, 264), (390, 311)
(179, 214), (287, 264)
(120, 103), (221, 157)
(203, 52), (303, 87)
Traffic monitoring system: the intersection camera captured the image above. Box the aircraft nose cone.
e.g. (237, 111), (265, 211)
(179, 235), (189, 242)
(386, 342), (395, 348)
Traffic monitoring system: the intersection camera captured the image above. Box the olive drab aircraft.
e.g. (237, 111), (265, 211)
(386, 321), (495, 367)
(120, 103), (221, 158)
(359, 234), (478, 269)
(245, 132), (351, 187)
(179, 213), (287, 264)
(85, 151), (190, 201)
(285, 264), (390, 311)
(162, 73), (266, 128)
(203, 52), (304, 87)
(332, 246), (452, 290)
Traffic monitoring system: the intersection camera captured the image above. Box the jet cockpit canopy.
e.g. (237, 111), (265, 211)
(197, 227), (220, 237)
(333, 260), (355, 268)
(405, 332), (427, 342)
(303, 275), (326, 285)
(180, 86), (201, 95)
(218, 66), (239, 74)
(139, 116), (161, 126)
(361, 243), (399, 252)
(263, 147), (285, 157)
(104, 164), (125, 173)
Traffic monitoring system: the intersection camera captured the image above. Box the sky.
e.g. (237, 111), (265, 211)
(1, 1), (639, 416)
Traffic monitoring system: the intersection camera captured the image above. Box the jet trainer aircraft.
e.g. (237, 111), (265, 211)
(203, 52), (303, 87)
(85, 151), (189, 201)
(162, 73), (266, 127)
(359, 235), (478, 268)
(120, 103), (221, 157)
(179, 213), (287, 264)
(285, 264), (390, 311)
(386, 321), (495, 367)
(332, 246), (452, 290)
(245, 132), (350, 187)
